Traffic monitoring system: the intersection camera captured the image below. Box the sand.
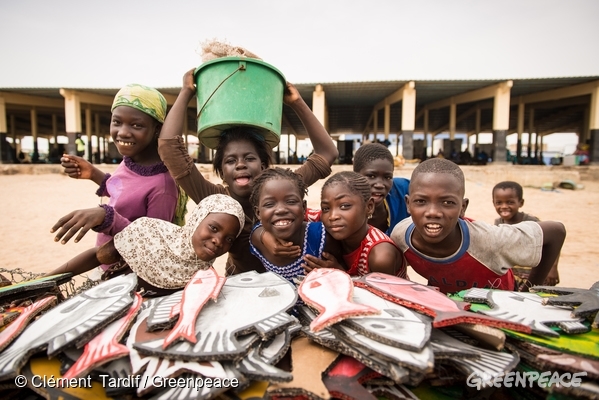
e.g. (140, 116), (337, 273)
(1, 164), (597, 289)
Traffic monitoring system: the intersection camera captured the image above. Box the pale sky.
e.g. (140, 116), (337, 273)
(1, 0), (598, 88)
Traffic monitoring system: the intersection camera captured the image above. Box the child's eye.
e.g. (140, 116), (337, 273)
(340, 203), (351, 210)
(111, 119), (121, 125)
(226, 237), (235, 243)
(245, 156), (256, 162)
(442, 200), (456, 206)
(208, 224), (217, 232)
(321, 206), (330, 213)
(225, 158), (235, 164)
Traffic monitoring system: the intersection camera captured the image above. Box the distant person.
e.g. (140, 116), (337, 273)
(391, 158), (566, 294)
(75, 134), (86, 157)
(436, 149), (445, 159)
(492, 181), (560, 286)
(49, 84), (185, 277)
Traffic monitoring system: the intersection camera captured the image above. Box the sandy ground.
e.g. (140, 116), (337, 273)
(1, 164), (597, 289)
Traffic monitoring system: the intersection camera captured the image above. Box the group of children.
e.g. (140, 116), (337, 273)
(49, 69), (566, 298)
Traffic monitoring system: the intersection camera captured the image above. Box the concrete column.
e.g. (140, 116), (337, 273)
(384, 104), (390, 140)
(95, 113), (100, 163)
(373, 111), (378, 142)
(449, 101), (456, 156)
(528, 109), (535, 159)
(85, 107), (92, 162)
(423, 109), (430, 158)
(475, 108), (481, 155)
(60, 89), (82, 156)
(516, 100), (525, 164)
(31, 108), (39, 162)
(312, 84), (327, 130)
(492, 81), (512, 164)
(52, 114), (58, 150)
(589, 85), (599, 164)
(401, 82), (416, 160)
(10, 115), (17, 154)
(0, 97), (6, 163)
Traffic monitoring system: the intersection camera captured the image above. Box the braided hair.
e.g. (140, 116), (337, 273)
(322, 171), (371, 204)
(353, 143), (394, 172)
(249, 167), (308, 208)
(212, 127), (273, 179)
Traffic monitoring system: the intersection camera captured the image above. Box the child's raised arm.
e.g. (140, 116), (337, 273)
(160, 69), (196, 141)
(60, 154), (106, 186)
(284, 83), (338, 165)
(522, 221), (566, 291)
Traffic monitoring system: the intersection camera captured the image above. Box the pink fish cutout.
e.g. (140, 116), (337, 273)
(162, 268), (225, 349)
(62, 292), (143, 380)
(0, 296), (56, 352)
(354, 273), (532, 334)
(298, 268), (379, 332)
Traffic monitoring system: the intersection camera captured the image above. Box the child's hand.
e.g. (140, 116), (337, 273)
(182, 69), (197, 94)
(61, 154), (93, 180)
(51, 207), (107, 244)
(265, 236), (301, 258)
(283, 82), (301, 106)
(302, 252), (343, 273)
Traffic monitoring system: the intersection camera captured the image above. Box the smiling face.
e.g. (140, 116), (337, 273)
(356, 158), (394, 206)
(321, 182), (374, 245)
(191, 212), (241, 261)
(254, 178), (306, 243)
(110, 106), (160, 163)
(493, 188), (524, 224)
(221, 139), (265, 199)
(406, 172), (468, 255)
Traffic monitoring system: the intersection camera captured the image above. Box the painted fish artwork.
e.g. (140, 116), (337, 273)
(0, 273), (137, 380)
(62, 292), (143, 380)
(127, 298), (230, 397)
(135, 271), (298, 362)
(298, 268), (379, 332)
(531, 281), (599, 328)
(354, 273), (532, 333)
(464, 288), (590, 337)
(430, 329), (520, 380)
(163, 267), (226, 349)
(0, 296), (56, 352)
(322, 355), (381, 400)
(298, 305), (412, 385)
(146, 290), (183, 331)
(343, 286), (431, 351)
(0, 272), (72, 304)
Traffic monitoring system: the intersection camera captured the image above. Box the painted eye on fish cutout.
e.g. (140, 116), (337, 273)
(310, 281), (322, 288)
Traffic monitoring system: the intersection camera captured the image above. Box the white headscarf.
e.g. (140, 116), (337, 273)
(114, 194), (245, 289)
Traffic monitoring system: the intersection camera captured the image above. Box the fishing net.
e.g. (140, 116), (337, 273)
(199, 38), (261, 62)
(0, 267), (99, 304)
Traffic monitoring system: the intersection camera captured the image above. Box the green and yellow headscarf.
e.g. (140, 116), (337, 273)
(111, 84), (167, 123)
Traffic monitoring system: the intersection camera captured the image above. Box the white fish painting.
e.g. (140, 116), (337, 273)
(0, 273), (137, 380)
(134, 271), (298, 361)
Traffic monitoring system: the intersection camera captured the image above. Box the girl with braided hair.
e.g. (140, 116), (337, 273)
(305, 171), (407, 277)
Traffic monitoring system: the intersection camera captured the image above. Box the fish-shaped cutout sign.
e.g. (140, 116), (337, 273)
(0, 296), (56, 352)
(163, 268), (225, 349)
(147, 291), (183, 331)
(464, 288), (590, 337)
(531, 281), (599, 328)
(343, 287), (431, 351)
(431, 329), (520, 380)
(0, 273), (136, 380)
(237, 325), (298, 383)
(62, 292), (143, 380)
(298, 306), (413, 385)
(298, 268), (379, 332)
(135, 271), (298, 362)
(126, 297), (230, 397)
(322, 355), (380, 400)
(0, 272), (72, 304)
(354, 273), (532, 333)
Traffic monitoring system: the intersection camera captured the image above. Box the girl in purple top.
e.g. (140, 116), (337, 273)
(48, 84), (181, 276)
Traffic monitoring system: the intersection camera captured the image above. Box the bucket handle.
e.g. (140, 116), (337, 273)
(197, 62), (246, 119)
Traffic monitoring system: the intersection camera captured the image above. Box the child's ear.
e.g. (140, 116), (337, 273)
(303, 200), (307, 211)
(404, 194), (411, 211)
(460, 198), (470, 218)
(254, 206), (261, 222)
(366, 198), (375, 217)
(520, 198), (525, 207)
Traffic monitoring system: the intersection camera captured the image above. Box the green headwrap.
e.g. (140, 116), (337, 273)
(111, 84), (167, 123)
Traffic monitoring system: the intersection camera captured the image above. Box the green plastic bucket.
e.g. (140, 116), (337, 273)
(194, 57), (286, 149)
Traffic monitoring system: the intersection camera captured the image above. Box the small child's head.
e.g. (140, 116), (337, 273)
(250, 167), (308, 242)
(189, 194), (245, 261)
(492, 181), (524, 223)
(353, 143), (394, 205)
(212, 127), (273, 199)
(406, 158), (468, 245)
(113, 194), (244, 289)
(320, 171), (374, 242)
(110, 84), (167, 160)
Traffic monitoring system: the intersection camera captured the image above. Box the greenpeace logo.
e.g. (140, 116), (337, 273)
(466, 371), (587, 390)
